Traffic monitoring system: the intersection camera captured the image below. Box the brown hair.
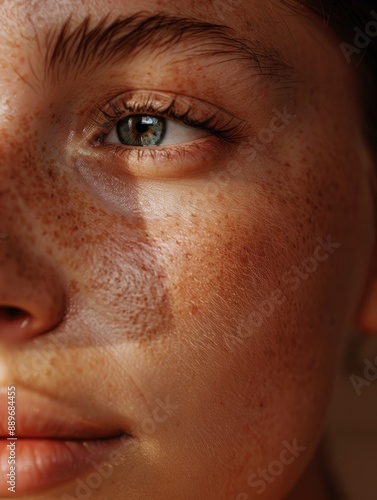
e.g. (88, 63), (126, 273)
(296, 0), (377, 147)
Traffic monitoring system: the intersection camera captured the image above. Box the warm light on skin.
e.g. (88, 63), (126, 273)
(0, 1), (376, 499)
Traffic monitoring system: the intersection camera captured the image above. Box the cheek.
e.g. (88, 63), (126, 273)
(138, 138), (372, 493)
(158, 186), (338, 409)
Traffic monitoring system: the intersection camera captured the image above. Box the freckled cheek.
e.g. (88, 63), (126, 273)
(159, 227), (245, 320)
(157, 184), (345, 373)
(158, 203), (283, 324)
(156, 203), (337, 451)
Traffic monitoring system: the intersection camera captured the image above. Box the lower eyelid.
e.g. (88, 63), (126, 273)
(95, 135), (225, 179)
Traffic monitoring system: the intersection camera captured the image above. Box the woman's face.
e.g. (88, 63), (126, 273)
(0, 0), (376, 499)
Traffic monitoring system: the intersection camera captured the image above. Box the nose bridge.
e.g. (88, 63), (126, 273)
(0, 75), (66, 343)
(0, 35), (45, 160)
(0, 83), (39, 192)
(0, 136), (35, 248)
(0, 74), (49, 237)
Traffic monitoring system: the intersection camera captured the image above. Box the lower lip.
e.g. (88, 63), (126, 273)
(0, 434), (130, 496)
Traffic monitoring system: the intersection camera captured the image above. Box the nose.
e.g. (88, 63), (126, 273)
(0, 236), (66, 343)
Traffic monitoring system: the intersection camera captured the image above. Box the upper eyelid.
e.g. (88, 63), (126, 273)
(41, 12), (291, 86)
(83, 91), (248, 145)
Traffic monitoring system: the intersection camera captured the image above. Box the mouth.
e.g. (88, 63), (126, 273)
(0, 388), (132, 496)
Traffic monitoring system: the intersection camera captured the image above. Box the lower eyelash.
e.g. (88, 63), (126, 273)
(110, 139), (214, 161)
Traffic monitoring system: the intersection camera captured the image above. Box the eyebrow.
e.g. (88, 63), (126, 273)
(42, 12), (289, 84)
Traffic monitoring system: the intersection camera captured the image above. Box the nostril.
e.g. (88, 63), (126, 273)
(0, 306), (31, 324)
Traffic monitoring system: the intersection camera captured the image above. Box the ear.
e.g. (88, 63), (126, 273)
(357, 148), (377, 335)
(355, 137), (377, 335)
(357, 242), (377, 335)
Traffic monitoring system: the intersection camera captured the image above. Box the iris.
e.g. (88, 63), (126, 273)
(116, 115), (166, 146)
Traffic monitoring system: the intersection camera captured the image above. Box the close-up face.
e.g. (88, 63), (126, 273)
(0, 0), (376, 499)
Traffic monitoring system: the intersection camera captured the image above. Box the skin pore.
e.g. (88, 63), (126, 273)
(0, 0), (376, 499)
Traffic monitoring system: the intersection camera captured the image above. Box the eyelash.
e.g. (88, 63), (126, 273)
(89, 93), (244, 149)
(78, 91), (248, 178)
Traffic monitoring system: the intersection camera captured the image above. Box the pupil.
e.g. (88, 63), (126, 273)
(136, 121), (149, 134)
(117, 115), (166, 147)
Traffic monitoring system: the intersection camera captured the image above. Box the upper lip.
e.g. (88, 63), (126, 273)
(0, 387), (127, 439)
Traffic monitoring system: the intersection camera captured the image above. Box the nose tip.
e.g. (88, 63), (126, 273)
(0, 234), (67, 344)
(0, 268), (66, 344)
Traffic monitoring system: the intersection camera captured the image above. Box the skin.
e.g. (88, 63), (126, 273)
(0, 0), (376, 499)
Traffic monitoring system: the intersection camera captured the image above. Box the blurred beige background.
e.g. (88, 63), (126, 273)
(326, 335), (377, 499)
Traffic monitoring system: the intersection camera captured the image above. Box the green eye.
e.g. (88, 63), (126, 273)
(116, 115), (166, 147)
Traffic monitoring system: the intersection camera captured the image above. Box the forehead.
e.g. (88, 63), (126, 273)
(0, 0), (326, 88)
(0, 0), (299, 40)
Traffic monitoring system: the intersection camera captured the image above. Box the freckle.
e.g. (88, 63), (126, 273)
(68, 280), (79, 294)
(47, 167), (55, 179)
(190, 304), (199, 316)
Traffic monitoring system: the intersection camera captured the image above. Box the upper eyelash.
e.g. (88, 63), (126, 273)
(89, 93), (246, 145)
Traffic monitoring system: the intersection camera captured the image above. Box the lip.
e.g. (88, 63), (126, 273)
(0, 388), (132, 495)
